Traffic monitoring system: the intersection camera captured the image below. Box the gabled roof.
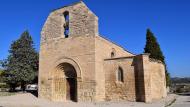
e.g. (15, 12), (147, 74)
(51, 1), (98, 18)
(52, 1), (84, 12)
(98, 35), (136, 56)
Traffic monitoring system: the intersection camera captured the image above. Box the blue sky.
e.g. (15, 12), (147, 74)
(0, 0), (190, 77)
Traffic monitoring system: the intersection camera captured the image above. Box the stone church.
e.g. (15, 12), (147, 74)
(39, 1), (167, 103)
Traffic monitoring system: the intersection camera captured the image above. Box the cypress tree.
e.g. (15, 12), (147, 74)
(144, 29), (165, 63)
(1, 31), (39, 91)
(144, 29), (171, 86)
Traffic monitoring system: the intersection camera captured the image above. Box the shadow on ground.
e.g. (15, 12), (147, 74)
(177, 93), (190, 96)
(28, 91), (38, 97)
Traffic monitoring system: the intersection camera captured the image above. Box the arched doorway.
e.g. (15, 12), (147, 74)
(52, 63), (77, 102)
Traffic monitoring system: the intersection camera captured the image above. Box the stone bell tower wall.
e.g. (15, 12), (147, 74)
(39, 1), (99, 102)
(41, 1), (99, 44)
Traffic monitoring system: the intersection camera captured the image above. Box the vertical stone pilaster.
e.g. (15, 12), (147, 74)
(141, 54), (152, 103)
(134, 54), (152, 103)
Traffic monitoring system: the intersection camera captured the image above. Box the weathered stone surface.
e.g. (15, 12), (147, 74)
(39, 1), (166, 103)
(104, 58), (136, 102)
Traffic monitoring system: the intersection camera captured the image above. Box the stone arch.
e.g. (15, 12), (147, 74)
(54, 57), (82, 78)
(116, 66), (124, 82)
(50, 57), (82, 102)
(111, 48), (116, 58)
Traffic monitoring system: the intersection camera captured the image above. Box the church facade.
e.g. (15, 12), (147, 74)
(39, 1), (167, 103)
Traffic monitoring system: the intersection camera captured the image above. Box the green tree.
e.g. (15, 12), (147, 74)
(1, 31), (39, 91)
(0, 69), (4, 76)
(1, 59), (19, 91)
(0, 69), (4, 82)
(144, 29), (171, 86)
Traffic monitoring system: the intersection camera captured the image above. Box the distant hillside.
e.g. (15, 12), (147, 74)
(171, 77), (190, 84)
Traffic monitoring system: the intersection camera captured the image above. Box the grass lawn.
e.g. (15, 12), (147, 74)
(0, 92), (17, 96)
(0, 83), (6, 85)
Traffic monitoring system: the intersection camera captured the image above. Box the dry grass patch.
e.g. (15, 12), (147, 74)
(0, 92), (17, 96)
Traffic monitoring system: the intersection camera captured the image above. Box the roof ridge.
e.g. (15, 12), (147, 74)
(98, 35), (136, 56)
(51, 1), (83, 12)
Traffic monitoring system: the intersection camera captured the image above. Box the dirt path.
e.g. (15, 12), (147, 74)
(172, 95), (190, 107)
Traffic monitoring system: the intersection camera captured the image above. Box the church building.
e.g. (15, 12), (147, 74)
(39, 1), (167, 103)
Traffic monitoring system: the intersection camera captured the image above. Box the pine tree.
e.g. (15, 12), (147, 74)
(144, 29), (171, 86)
(1, 31), (39, 91)
(0, 69), (4, 83)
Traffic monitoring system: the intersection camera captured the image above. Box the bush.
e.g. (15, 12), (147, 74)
(0, 83), (9, 89)
(0, 78), (3, 83)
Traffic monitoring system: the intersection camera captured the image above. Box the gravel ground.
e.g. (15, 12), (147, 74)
(0, 93), (177, 107)
(171, 95), (190, 107)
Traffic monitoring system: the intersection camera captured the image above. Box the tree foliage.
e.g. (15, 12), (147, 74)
(144, 29), (165, 63)
(144, 29), (171, 86)
(0, 69), (5, 82)
(0, 69), (4, 76)
(1, 31), (39, 91)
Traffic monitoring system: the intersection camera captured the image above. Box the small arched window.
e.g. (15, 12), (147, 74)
(117, 67), (124, 82)
(111, 52), (115, 58)
(111, 48), (116, 58)
(63, 11), (69, 38)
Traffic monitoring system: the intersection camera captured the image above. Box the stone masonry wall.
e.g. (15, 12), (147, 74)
(41, 1), (98, 44)
(134, 54), (167, 102)
(134, 55), (145, 102)
(39, 36), (97, 102)
(95, 36), (135, 101)
(149, 59), (167, 101)
(141, 54), (152, 102)
(103, 58), (136, 101)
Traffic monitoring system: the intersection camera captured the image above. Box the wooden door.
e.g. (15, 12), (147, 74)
(53, 78), (65, 102)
